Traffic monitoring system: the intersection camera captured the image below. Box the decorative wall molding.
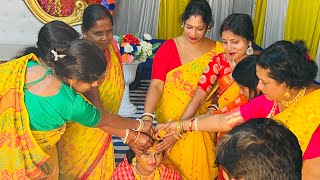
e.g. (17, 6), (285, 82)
(23, 0), (87, 26)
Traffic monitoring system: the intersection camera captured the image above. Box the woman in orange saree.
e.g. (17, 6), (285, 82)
(56, 4), (125, 179)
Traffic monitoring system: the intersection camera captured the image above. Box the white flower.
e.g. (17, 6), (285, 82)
(124, 43), (134, 53)
(113, 35), (119, 42)
(136, 45), (142, 54)
(143, 33), (152, 41)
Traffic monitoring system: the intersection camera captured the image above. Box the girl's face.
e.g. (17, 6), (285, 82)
(238, 83), (260, 100)
(83, 17), (113, 51)
(71, 79), (99, 93)
(238, 83), (250, 100)
(136, 147), (163, 174)
(256, 65), (286, 101)
(183, 15), (207, 43)
(222, 30), (250, 63)
(70, 73), (105, 93)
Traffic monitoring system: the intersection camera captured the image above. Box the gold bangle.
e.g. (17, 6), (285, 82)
(176, 121), (181, 134)
(173, 134), (181, 140)
(225, 111), (243, 128)
(133, 132), (141, 144)
(141, 116), (153, 121)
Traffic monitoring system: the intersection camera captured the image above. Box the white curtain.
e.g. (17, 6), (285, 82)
(206, 0), (255, 40)
(112, 0), (161, 37)
(262, 0), (288, 48)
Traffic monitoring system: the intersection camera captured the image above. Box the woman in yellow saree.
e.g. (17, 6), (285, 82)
(143, 1), (224, 179)
(57, 4), (125, 179)
(0, 39), (154, 179)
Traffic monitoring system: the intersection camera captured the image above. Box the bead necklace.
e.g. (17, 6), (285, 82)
(280, 87), (306, 107)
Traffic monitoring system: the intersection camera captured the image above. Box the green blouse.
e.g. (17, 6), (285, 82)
(24, 61), (101, 131)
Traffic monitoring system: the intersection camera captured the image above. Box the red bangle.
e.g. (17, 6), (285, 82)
(189, 118), (195, 132)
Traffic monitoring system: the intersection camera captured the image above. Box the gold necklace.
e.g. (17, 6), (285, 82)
(280, 87), (306, 107)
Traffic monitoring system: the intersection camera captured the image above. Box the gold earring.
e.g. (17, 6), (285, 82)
(69, 80), (73, 90)
(132, 157), (137, 166)
(181, 23), (184, 28)
(246, 42), (254, 55)
(284, 87), (290, 98)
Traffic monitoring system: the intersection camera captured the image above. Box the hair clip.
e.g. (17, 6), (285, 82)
(51, 50), (66, 61)
(305, 52), (312, 61)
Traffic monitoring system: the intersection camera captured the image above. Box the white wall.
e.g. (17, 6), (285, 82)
(0, 0), (81, 61)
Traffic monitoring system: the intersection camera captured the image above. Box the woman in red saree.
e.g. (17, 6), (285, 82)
(180, 13), (260, 120)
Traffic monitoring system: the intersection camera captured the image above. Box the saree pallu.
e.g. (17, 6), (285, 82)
(57, 40), (124, 179)
(214, 80), (246, 180)
(217, 76), (241, 109)
(155, 46), (224, 180)
(0, 54), (64, 179)
(274, 89), (320, 154)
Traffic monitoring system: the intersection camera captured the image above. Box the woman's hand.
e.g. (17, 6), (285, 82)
(128, 141), (145, 156)
(155, 135), (178, 152)
(155, 122), (179, 139)
(140, 120), (154, 137)
(134, 132), (153, 151)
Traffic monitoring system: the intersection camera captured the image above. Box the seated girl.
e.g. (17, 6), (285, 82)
(111, 140), (181, 180)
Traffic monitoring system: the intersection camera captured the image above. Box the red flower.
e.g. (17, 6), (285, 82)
(123, 34), (140, 45)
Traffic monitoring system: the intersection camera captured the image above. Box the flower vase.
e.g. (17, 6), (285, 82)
(118, 63), (140, 116)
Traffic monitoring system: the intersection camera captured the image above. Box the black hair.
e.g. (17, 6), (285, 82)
(47, 39), (106, 83)
(82, 4), (113, 32)
(232, 55), (260, 99)
(126, 149), (136, 164)
(181, 0), (213, 29)
(220, 13), (254, 42)
(15, 20), (80, 64)
(216, 118), (302, 180)
(257, 40), (318, 89)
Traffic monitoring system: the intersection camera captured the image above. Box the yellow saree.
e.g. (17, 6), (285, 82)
(57, 41), (124, 179)
(156, 43), (224, 180)
(274, 89), (320, 154)
(0, 54), (66, 179)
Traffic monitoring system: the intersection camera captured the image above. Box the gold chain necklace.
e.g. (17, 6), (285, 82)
(280, 87), (306, 107)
